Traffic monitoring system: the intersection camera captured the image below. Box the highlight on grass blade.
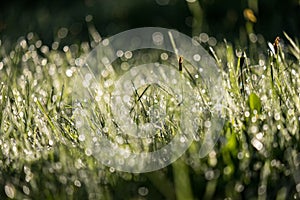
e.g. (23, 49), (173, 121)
(273, 37), (280, 55)
(284, 32), (300, 60)
(243, 8), (257, 23)
(268, 42), (276, 56)
(268, 36), (280, 56)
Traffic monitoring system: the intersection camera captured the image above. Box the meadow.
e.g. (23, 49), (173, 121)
(0, 22), (300, 200)
(2, 2), (300, 199)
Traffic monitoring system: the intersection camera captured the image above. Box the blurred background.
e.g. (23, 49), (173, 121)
(1, 0), (299, 46)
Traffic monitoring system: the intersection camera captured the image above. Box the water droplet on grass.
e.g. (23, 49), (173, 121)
(23, 185), (30, 195)
(79, 134), (85, 141)
(251, 138), (263, 151)
(5, 184), (15, 199)
(235, 183), (244, 193)
(205, 170), (214, 180)
(74, 180), (81, 187)
(160, 52), (168, 60)
(124, 51), (132, 59)
(102, 39), (109, 46)
(204, 120), (211, 128)
(296, 183), (300, 192)
(193, 54), (201, 61)
(199, 33), (209, 43)
(66, 69), (73, 77)
(256, 132), (264, 140)
(138, 186), (149, 196)
(274, 113), (281, 121)
(85, 148), (92, 156)
(152, 32), (164, 45)
(116, 50), (124, 57)
(258, 185), (266, 195)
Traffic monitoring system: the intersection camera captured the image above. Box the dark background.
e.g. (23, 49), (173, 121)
(0, 0), (299, 45)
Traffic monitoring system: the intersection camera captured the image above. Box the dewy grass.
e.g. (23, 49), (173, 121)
(0, 32), (300, 199)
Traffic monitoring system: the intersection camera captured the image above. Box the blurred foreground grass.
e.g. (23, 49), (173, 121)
(0, 31), (300, 200)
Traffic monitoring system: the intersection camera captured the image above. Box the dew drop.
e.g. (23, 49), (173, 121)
(109, 167), (115, 173)
(296, 183), (300, 192)
(116, 50), (124, 57)
(23, 185), (30, 195)
(49, 140), (54, 146)
(180, 136), (186, 143)
(245, 111), (250, 117)
(193, 54), (201, 61)
(235, 183), (244, 193)
(208, 37), (217, 46)
(160, 52), (168, 60)
(79, 134), (85, 141)
(258, 185), (266, 195)
(223, 166), (232, 175)
(237, 152), (244, 160)
(277, 124), (281, 130)
(256, 132), (264, 140)
(124, 51), (132, 59)
(66, 69), (73, 77)
(199, 33), (209, 43)
(103, 127), (109, 133)
(274, 113), (280, 121)
(204, 120), (211, 128)
(250, 125), (258, 133)
(152, 32), (164, 45)
(205, 170), (214, 180)
(74, 180), (81, 187)
(138, 187), (149, 196)
(85, 148), (92, 156)
(121, 62), (130, 71)
(5, 184), (15, 199)
(102, 39), (109, 46)
(251, 138), (263, 151)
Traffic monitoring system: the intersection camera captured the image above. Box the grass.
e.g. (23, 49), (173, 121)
(0, 30), (300, 200)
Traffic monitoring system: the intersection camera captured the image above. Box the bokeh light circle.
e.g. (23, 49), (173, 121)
(73, 27), (225, 173)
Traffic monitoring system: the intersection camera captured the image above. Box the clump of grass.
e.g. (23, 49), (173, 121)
(0, 31), (300, 199)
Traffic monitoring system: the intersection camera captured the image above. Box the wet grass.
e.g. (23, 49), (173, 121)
(0, 32), (300, 199)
